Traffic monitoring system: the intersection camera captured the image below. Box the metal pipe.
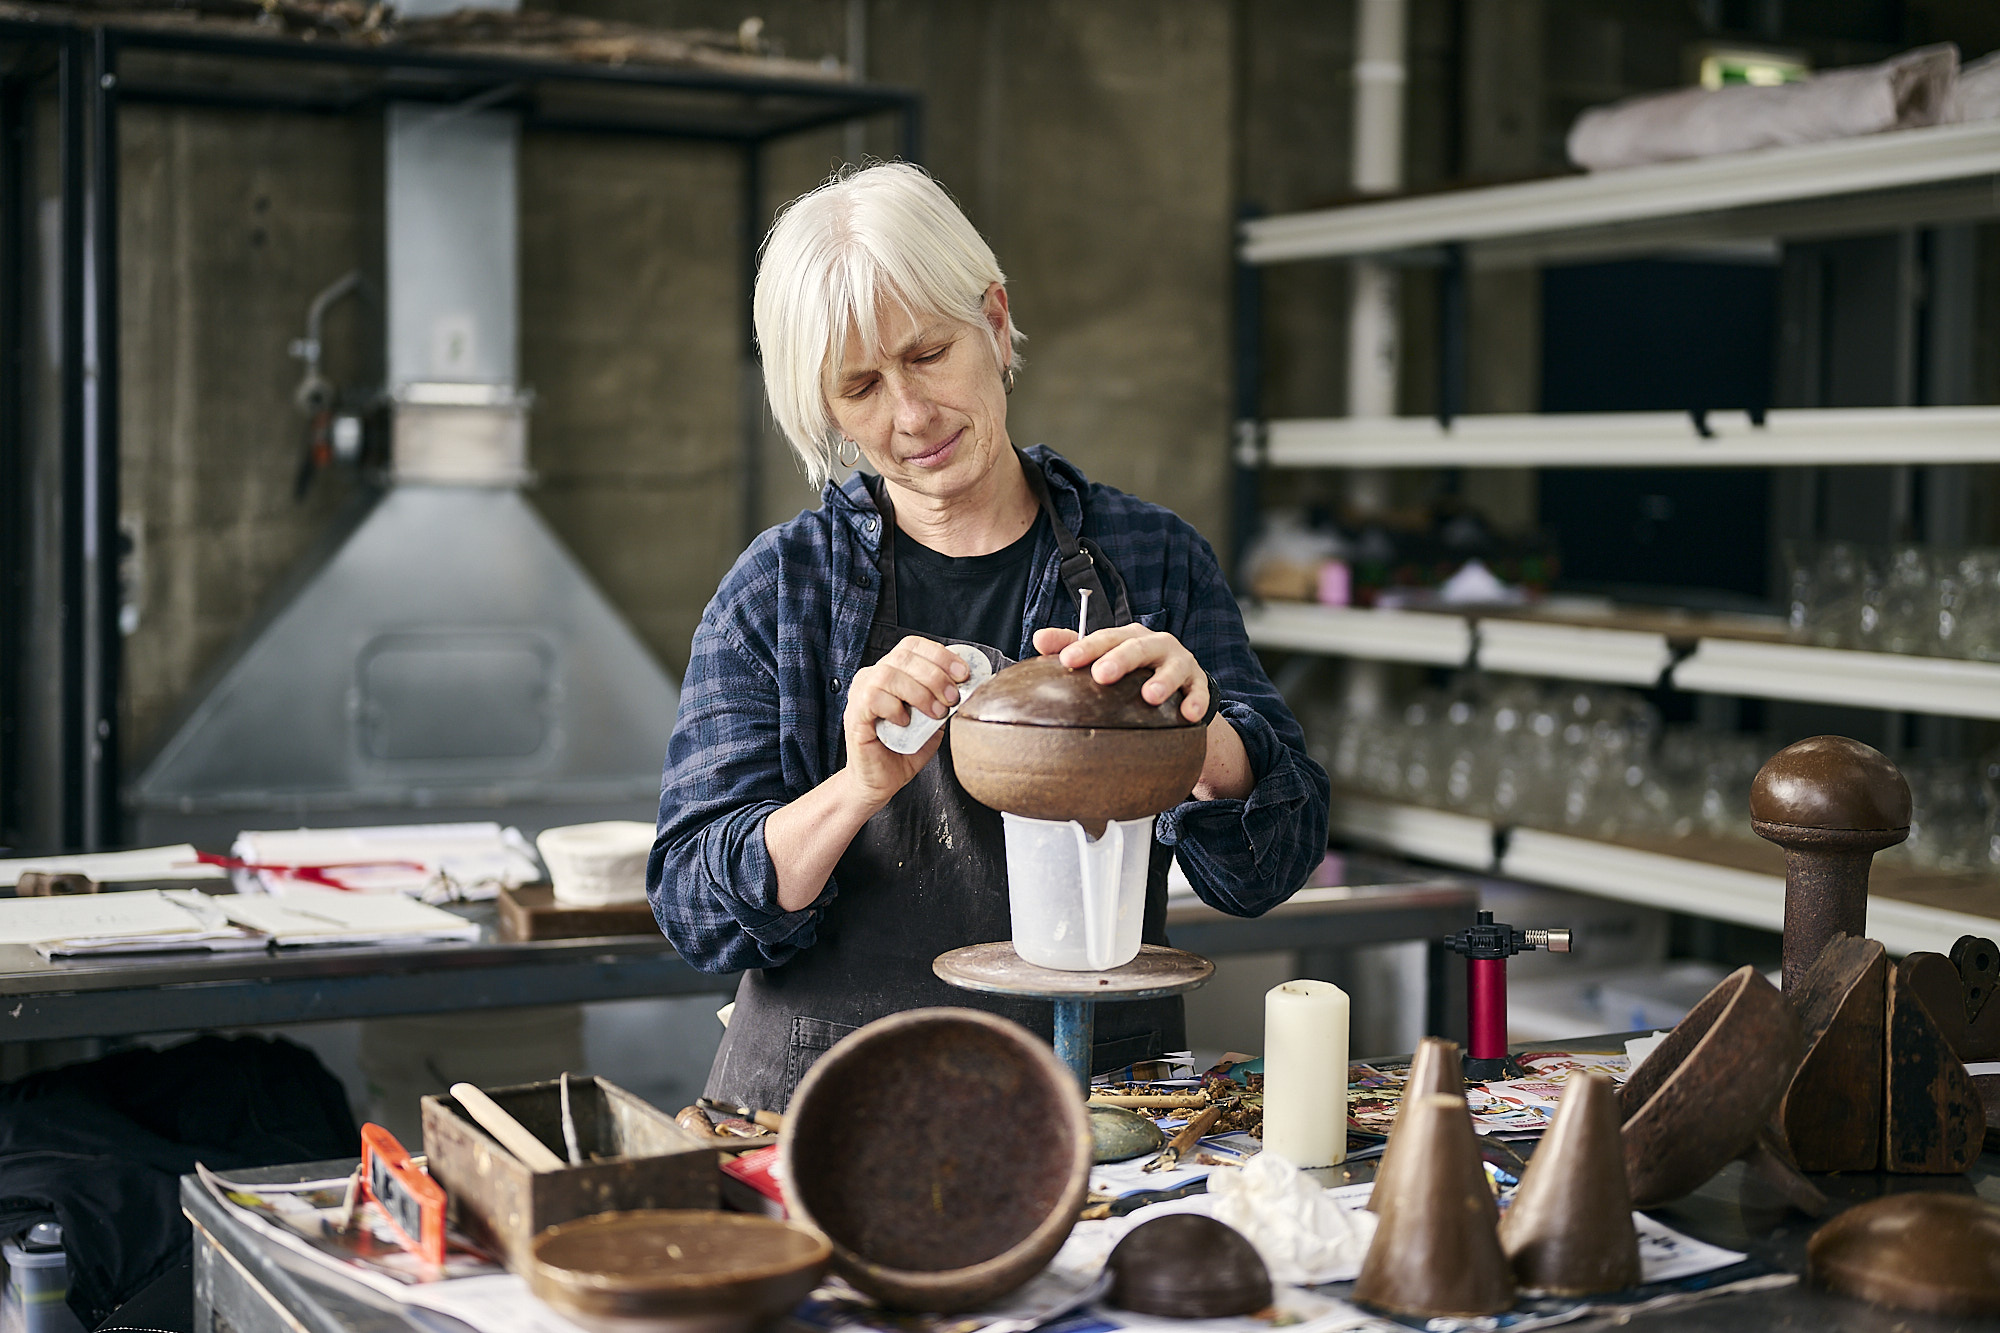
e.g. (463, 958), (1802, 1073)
(1345, 0), (1407, 510)
(1052, 998), (1095, 1092)
(0, 67), (28, 846)
(739, 142), (764, 549)
(57, 30), (86, 852)
(89, 26), (122, 849)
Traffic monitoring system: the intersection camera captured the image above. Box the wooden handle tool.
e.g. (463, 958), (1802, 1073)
(451, 1082), (566, 1172)
(1142, 1103), (1225, 1173)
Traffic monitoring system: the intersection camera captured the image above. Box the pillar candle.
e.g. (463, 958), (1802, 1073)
(1262, 978), (1350, 1168)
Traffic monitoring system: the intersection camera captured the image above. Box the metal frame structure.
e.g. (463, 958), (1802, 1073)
(0, 15), (920, 854)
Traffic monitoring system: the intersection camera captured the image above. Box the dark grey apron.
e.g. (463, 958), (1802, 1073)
(704, 457), (1186, 1111)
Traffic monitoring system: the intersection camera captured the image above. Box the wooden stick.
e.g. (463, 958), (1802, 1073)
(451, 1082), (566, 1172)
(1088, 1091), (1209, 1109)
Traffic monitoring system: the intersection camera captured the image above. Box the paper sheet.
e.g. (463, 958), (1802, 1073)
(213, 886), (481, 945)
(230, 823), (539, 899)
(0, 890), (242, 949)
(0, 845), (225, 887)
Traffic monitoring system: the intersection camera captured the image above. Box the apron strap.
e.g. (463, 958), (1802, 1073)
(863, 453), (1134, 646)
(1017, 451), (1134, 634)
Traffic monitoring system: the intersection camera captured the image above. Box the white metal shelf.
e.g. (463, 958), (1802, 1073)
(1236, 406), (2000, 470)
(1238, 602), (1471, 665)
(1330, 796), (1997, 957)
(1239, 120), (2000, 263)
(1244, 601), (2000, 716)
(1674, 638), (2000, 721)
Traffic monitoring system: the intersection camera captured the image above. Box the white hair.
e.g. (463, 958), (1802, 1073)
(754, 162), (1024, 489)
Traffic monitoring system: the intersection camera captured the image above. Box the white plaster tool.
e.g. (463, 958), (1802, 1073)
(874, 644), (992, 755)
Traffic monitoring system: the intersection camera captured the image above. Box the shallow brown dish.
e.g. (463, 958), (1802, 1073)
(952, 657), (1207, 823)
(780, 1007), (1091, 1312)
(527, 1210), (830, 1333)
(1619, 965), (1802, 1207)
(1809, 1193), (2000, 1316)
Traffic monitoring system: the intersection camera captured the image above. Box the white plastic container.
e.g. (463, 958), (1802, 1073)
(2, 1225), (85, 1333)
(1002, 813), (1153, 971)
(535, 821), (654, 906)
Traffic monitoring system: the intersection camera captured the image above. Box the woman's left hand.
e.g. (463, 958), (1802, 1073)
(1030, 623), (1208, 721)
(1031, 623), (1252, 801)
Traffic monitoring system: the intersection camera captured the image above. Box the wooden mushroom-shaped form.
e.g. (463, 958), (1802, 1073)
(950, 657), (1207, 825)
(1499, 1072), (1641, 1296)
(1354, 1093), (1516, 1319)
(1749, 736), (1910, 996)
(1365, 1036), (1461, 1212)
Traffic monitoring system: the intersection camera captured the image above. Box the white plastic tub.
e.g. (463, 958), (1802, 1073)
(1002, 813), (1153, 971)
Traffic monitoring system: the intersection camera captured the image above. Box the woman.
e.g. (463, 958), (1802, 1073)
(648, 163), (1329, 1111)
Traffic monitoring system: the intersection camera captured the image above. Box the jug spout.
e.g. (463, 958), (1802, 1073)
(1075, 820), (1127, 971)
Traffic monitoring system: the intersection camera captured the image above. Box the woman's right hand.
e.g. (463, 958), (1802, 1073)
(840, 636), (973, 810)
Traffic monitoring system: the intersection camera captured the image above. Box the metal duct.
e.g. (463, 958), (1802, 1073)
(133, 82), (678, 845)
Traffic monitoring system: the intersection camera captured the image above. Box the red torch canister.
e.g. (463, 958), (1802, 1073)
(1442, 910), (1572, 1082)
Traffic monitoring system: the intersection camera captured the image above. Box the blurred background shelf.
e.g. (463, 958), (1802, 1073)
(1237, 406), (2000, 470)
(1245, 601), (2000, 717)
(1329, 793), (2000, 958)
(1238, 120), (2000, 263)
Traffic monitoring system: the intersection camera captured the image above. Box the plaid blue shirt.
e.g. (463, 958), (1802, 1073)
(647, 446), (1330, 974)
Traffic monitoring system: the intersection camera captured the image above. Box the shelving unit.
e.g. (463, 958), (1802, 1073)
(1328, 793), (2000, 958)
(1237, 121), (2000, 939)
(1242, 602), (2000, 718)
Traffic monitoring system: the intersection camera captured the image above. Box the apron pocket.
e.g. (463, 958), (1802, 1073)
(787, 1015), (859, 1093)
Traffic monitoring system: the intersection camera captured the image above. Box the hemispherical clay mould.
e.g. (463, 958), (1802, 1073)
(951, 656), (1208, 825)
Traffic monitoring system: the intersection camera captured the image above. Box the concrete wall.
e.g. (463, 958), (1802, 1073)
(118, 108), (380, 761)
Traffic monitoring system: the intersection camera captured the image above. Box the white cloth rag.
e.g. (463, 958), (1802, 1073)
(1207, 1152), (1378, 1286)
(1568, 43), (1958, 171)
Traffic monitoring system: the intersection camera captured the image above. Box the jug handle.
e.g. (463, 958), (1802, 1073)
(1077, 820), (1123, 971)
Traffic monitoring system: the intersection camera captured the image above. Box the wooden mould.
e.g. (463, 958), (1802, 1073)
(421, 1076), (719, 1270)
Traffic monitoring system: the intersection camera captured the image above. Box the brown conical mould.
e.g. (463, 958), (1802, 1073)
(1498, 1072), (1641, 1295)
(1354, 1093), (1516, 1319)
(1365, 1036), (1461, 1212)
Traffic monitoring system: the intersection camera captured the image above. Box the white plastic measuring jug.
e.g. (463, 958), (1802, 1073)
(1001, 811), (1154, 971)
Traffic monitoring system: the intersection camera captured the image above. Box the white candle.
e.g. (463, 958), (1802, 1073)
(1261, 978), (1350, 1168)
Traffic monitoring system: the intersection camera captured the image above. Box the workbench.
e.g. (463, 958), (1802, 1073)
(180, 1135), (2000, 1333)
(0, 855), (1477, 1043)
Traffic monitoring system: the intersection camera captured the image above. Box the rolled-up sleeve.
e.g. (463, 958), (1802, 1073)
(648, 606), (824, 974)
(1155, 548), (1331, 916)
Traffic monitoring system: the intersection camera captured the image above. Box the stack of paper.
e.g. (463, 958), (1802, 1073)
(229, 823), (541, 900)
(0, 891), (261, 957)
(0, 845), (227, 890)
(211, 886), (481, 947)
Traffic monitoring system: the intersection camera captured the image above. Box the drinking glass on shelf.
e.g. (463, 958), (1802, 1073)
(1781, 539), (1816, 642)
(1811, 542), (1867, 650)
(1955, 549), (2000, 663)
(1879, 544), (1934, 656)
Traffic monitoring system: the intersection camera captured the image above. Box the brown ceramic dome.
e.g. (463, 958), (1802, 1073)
(1749, 735), (1911, 833)
(1107, 1215), (1272, 1318)
(1809, 1193), (2000, 1316)
(951, 657), (1207, 824)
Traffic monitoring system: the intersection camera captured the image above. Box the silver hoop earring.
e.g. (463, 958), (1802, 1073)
(1003, 364), (1016, 395)
(837, 436), (861, 467)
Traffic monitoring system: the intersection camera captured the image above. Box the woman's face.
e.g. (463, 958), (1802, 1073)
(826, 284), (1013, 507)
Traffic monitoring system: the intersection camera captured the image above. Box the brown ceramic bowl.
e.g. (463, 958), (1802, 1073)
(1618, 965), (1802, 1207)
(527, 1210), (830, 1333)
(779, 1007), (1092, 1312)
(1809, 1193), (2000, 1316)
(952, 657), (1207, 823)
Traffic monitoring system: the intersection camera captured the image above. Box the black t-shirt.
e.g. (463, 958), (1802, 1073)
(892, 512), (1049, 655)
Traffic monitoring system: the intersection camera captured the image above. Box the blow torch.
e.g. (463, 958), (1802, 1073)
(1443, 910), (1572, 1081)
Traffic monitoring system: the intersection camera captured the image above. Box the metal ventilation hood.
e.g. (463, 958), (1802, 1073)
(133, 92), (678, 845)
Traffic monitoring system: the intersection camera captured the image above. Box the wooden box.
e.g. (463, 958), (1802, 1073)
(421, 1076), (719, 1269)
